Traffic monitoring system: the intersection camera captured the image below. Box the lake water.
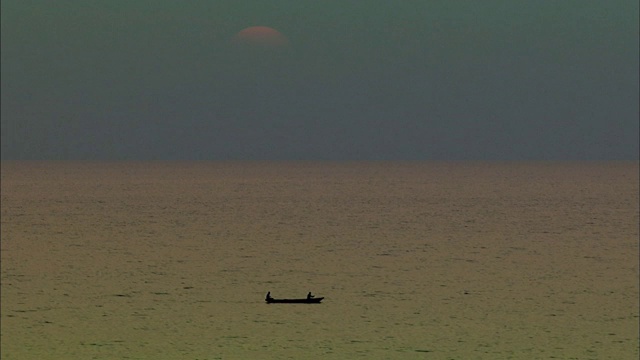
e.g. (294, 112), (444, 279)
(1, 161), (638, 359)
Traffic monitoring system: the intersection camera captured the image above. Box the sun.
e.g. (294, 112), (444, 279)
(231, 26), (291, 48)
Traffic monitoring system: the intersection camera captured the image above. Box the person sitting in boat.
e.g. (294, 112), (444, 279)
(307, 292), (314, 300)
(266, 292), (273, 301)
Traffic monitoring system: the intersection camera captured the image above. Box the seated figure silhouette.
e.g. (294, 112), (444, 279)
(307, 292), (314, 300)
(266, 292), (273, 301)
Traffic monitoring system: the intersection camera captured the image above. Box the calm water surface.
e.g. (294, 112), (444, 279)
(1, 162), (638, 359)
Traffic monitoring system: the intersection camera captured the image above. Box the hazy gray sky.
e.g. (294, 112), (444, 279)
(2, 1), (638, 160)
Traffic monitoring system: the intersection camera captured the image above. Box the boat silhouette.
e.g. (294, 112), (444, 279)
(265, 292), (324, 304)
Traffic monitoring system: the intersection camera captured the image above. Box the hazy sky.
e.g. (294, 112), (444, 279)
(2, 1), (638, 160)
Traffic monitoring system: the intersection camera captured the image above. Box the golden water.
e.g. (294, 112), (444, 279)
(1, 162), (638, 359)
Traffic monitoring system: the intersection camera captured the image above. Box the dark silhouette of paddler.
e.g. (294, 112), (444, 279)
(307, 292), (314, 300)
(266, 292), (273, 301)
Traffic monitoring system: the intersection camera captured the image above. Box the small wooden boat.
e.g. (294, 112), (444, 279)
(266, 297), (324, 304)
(265, 292), (323, 304)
